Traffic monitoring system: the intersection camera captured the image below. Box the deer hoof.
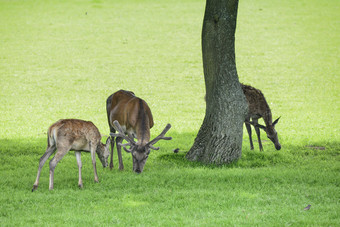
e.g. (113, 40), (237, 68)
(32, 185), (38, 192)
(78, 184), (83, 189)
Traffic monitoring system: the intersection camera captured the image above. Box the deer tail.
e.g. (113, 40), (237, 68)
(47, 126), (58, 147)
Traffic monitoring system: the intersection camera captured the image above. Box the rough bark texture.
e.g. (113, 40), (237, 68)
(186, 0), (248, 164)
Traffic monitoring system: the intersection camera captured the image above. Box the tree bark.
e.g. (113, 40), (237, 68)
(186, 0), (248, 164)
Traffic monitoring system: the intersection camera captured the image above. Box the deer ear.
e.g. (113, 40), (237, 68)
(256, 124), (267, 131)
(273, 117), (281, 126)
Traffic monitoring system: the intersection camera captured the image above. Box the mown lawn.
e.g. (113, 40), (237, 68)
(0, 0), (339, 226)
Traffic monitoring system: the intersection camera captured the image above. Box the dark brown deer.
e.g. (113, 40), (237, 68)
(106, 90), (172, 173)
(32, 119), (111, 191)
(241, 84), (281, 151)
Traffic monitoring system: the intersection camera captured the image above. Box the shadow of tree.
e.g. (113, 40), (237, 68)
(157, 132), (340, 169)
(0, 132), (338, 171)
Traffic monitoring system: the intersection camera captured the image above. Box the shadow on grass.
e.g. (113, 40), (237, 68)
(157, 132), (340, 169)
(0, 137), (47, 157)
(0, 132), (339, 170)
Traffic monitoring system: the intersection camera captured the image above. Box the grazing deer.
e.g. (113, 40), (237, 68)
(32, 119), (111, 191)
(106, 90), (172, 173)
(241, 83), (281, 151)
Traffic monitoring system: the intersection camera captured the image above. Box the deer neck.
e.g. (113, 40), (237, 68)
(262, 110), (273, 127)
(136, 99), (151, 146)
(136, 122), (150, 146)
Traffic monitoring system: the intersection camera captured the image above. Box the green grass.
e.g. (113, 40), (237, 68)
(0, 0), (339, 226)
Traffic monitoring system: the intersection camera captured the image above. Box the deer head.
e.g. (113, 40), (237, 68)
(96, 137), (111, 167)
(110, 120), (172, 173)
(248, 117), (281, 150)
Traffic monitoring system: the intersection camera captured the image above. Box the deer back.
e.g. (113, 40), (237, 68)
(241, 84), (272, 121)
(48, 119), (102, 151)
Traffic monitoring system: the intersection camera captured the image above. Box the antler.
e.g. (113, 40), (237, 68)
(109, 120), (136, 153)
(146, 124), (172, 150)
(118, 142), (134, 153)
(110, 121), (172, 152)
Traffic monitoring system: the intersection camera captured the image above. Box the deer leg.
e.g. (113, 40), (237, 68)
(116, 137), (124, 170)
(32, 145), (56, 191)
(75, 151), (83, 188)
(49, 147), (69, 190)
(245, 119), (254, 150)
(109, 129), (115, 170)
(252, 119), (263, 151)
(90, 144), (99, 183)
(254, 126), (263, 151)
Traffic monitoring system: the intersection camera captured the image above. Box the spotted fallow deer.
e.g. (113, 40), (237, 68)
(32, 119), (111, 191)
(241, 84), (281, 151)
(106, 90), (172, 173)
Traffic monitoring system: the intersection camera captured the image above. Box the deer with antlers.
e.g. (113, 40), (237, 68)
(106, 90), (172, 173)
(242, 84), (281, 151)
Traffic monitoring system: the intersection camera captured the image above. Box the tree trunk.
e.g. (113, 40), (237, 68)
(186, 0), (248, 164)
